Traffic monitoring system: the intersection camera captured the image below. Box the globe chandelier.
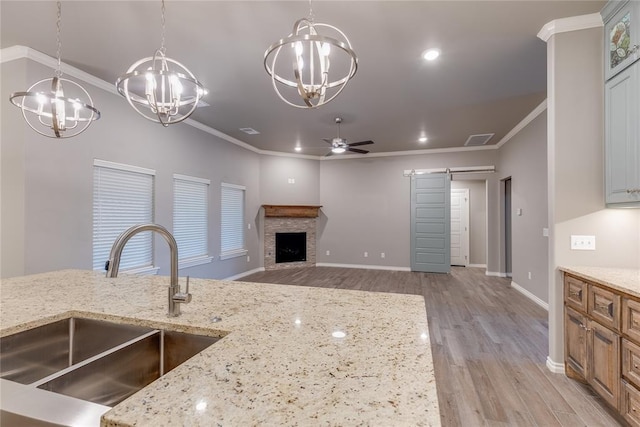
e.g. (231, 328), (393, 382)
(9, 1), (101, 138)
(264, 0), (358, 109)
(116, 0), (207, 127)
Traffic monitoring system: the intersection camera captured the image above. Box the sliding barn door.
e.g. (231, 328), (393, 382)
(410, 174), (451, 273)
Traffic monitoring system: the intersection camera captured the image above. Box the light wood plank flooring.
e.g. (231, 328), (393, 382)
(240, 266), (622, 426)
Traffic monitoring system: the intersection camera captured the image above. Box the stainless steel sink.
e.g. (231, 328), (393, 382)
(1, 317), (154, 385)
(0, 317), (221, 426)
(37, 328), (219, 407)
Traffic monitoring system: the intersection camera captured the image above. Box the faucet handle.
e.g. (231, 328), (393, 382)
(173, 276), (192, 304)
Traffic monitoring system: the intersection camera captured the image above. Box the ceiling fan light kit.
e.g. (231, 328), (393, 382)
(9, 1), (100, 139)
(263, 0), (358, 109)
(115, 0), (206, 127)
(323, 117), (373, 156)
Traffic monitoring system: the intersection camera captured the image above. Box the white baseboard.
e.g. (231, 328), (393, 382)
(546, 356), (565, 374)
(511, 281), (549, 311)
(224, 267), (265, 281)
(485, 271), (508, 277)
(468, 264), (487, 269)
(315, 263), (411, 272)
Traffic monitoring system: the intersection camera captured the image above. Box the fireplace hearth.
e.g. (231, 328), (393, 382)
(262, 205), (321, 270)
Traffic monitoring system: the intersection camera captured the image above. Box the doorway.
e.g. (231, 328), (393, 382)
(450, 188), (469, 266)
(504, 177), (512, 277)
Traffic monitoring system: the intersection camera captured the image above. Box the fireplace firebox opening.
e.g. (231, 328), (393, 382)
(275, 232), (307, 263)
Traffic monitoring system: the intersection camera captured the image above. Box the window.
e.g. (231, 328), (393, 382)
(93, 159), (156, 273)
(220, 183), (247, 259)
(173, 174), (212, 268)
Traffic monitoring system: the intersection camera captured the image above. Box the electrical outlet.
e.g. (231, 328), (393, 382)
(571, 235), (596, 250)
(364, 252), (368, 258)
(381, 252), (385, 259)
(247, 223), (251, 230)
(247, 255), (250, 262)
(326, 250), (330, 256)
(528, 272), (532, 280)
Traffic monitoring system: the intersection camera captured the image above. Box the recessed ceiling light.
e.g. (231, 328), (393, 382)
(419, 136), (428, 143)
(294, 146), (302, 152)
(422, 48), (440, 61)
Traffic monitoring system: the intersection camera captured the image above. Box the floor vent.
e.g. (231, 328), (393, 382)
(464, 133), (494, 146)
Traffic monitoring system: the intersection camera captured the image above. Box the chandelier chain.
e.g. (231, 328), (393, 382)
(307, 0), (315, 23)
(160, 0), (166, 53)
(55, 1), (62, 77)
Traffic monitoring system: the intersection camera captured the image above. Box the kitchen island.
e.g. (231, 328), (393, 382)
(0, 270), (440, 426)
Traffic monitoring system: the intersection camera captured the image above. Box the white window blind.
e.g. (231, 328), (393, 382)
(93, 159), (155, 272)
(173, 174), (211, 268)
(220, 183), (247, 259)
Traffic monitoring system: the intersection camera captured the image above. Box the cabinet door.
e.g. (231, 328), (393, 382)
(588, 319), (621, 409)
(604, 0), (640, 80)
(605, 62), (639, 206)
(565, 306), (588, 379)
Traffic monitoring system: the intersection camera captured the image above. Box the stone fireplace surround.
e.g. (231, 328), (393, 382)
(262, 205), (321, 271)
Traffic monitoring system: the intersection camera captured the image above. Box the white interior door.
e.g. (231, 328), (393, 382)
(450, 188), (469, 266)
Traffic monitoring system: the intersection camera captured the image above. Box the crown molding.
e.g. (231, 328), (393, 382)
(537, 13), (603, 42)
(495, 99), (547, 148)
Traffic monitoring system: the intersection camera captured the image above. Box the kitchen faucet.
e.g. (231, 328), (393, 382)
(105, 223), (191, 317)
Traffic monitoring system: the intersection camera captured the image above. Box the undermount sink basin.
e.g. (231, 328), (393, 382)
(0, 317), (221, 426)
(0, 317), (154, 385)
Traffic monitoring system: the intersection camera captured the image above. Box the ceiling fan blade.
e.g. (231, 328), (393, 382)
(324, 151), (335, 157)
(347, 147), (369, 154)
(322, 138), (333, 145)
(348, 140), (374, 147)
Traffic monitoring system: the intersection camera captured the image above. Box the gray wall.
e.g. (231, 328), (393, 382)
(1, 58), (262, 280)
(259, 155), (320, 205)
(498, 112), (549, 302)
(451, 179), (487, 266)
(545, 26), (640, 367)
(317, 151), (500, 271)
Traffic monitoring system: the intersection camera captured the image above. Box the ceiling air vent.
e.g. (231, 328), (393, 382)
(239, 127), (260, 135)
(464, 133), (494, 146)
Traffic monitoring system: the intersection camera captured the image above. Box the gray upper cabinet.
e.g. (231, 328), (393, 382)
(603, 0), (640, 80)
(603, 1), (640, 207)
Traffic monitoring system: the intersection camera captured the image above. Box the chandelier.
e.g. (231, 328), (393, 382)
(116, 0), (206, 126)
(264, 0), (358, 109)
(9, 2), (100, 138)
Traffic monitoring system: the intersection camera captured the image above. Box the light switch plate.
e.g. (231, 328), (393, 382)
(571, 235), (596, 250)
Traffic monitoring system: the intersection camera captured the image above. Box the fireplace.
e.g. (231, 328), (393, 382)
(276, 232), (307, 263)
(262, 205), (321, 270)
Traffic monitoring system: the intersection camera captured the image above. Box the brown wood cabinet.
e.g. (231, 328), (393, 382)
(564, 272), (640, 425)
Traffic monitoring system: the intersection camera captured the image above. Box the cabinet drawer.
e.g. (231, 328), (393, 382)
(623, 298), (640, 343)
(588, 285), (620, 331)
(622, 380), (640, 427)
(565, 275), (588, 311)
(623, 339), (640, 389)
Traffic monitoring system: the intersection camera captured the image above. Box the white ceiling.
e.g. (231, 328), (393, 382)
(1, 1), (605, 157)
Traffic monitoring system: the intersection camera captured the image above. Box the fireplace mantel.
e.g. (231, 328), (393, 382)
(262, 205), (322, 218)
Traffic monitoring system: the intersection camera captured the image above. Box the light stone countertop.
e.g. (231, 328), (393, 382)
(0, 270), (441, 426)
(559, 266), (640, 297)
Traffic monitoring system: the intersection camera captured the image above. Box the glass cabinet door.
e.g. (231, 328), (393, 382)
(604, 1), (640, 80)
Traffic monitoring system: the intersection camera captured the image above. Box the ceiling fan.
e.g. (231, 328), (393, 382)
(322, 117), (374, 156)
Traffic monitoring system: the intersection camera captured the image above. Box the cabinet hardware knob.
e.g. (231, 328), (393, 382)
(635, 364), (638, 369)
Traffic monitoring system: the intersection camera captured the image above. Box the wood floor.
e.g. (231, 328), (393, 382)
(240, 266), (622, 426)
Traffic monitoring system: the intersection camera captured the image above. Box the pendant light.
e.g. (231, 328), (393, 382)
(264, 0), (358, 109)
(116, 0), (207, 127)
(9, 2), (101, 138)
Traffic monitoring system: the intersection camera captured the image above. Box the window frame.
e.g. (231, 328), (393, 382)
(173, 173), (213, 269)
(92, 159), (158, 274)
(220, 182), (248, 260)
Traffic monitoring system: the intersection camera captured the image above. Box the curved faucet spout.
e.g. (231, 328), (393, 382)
(105, 223), (189, 317)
